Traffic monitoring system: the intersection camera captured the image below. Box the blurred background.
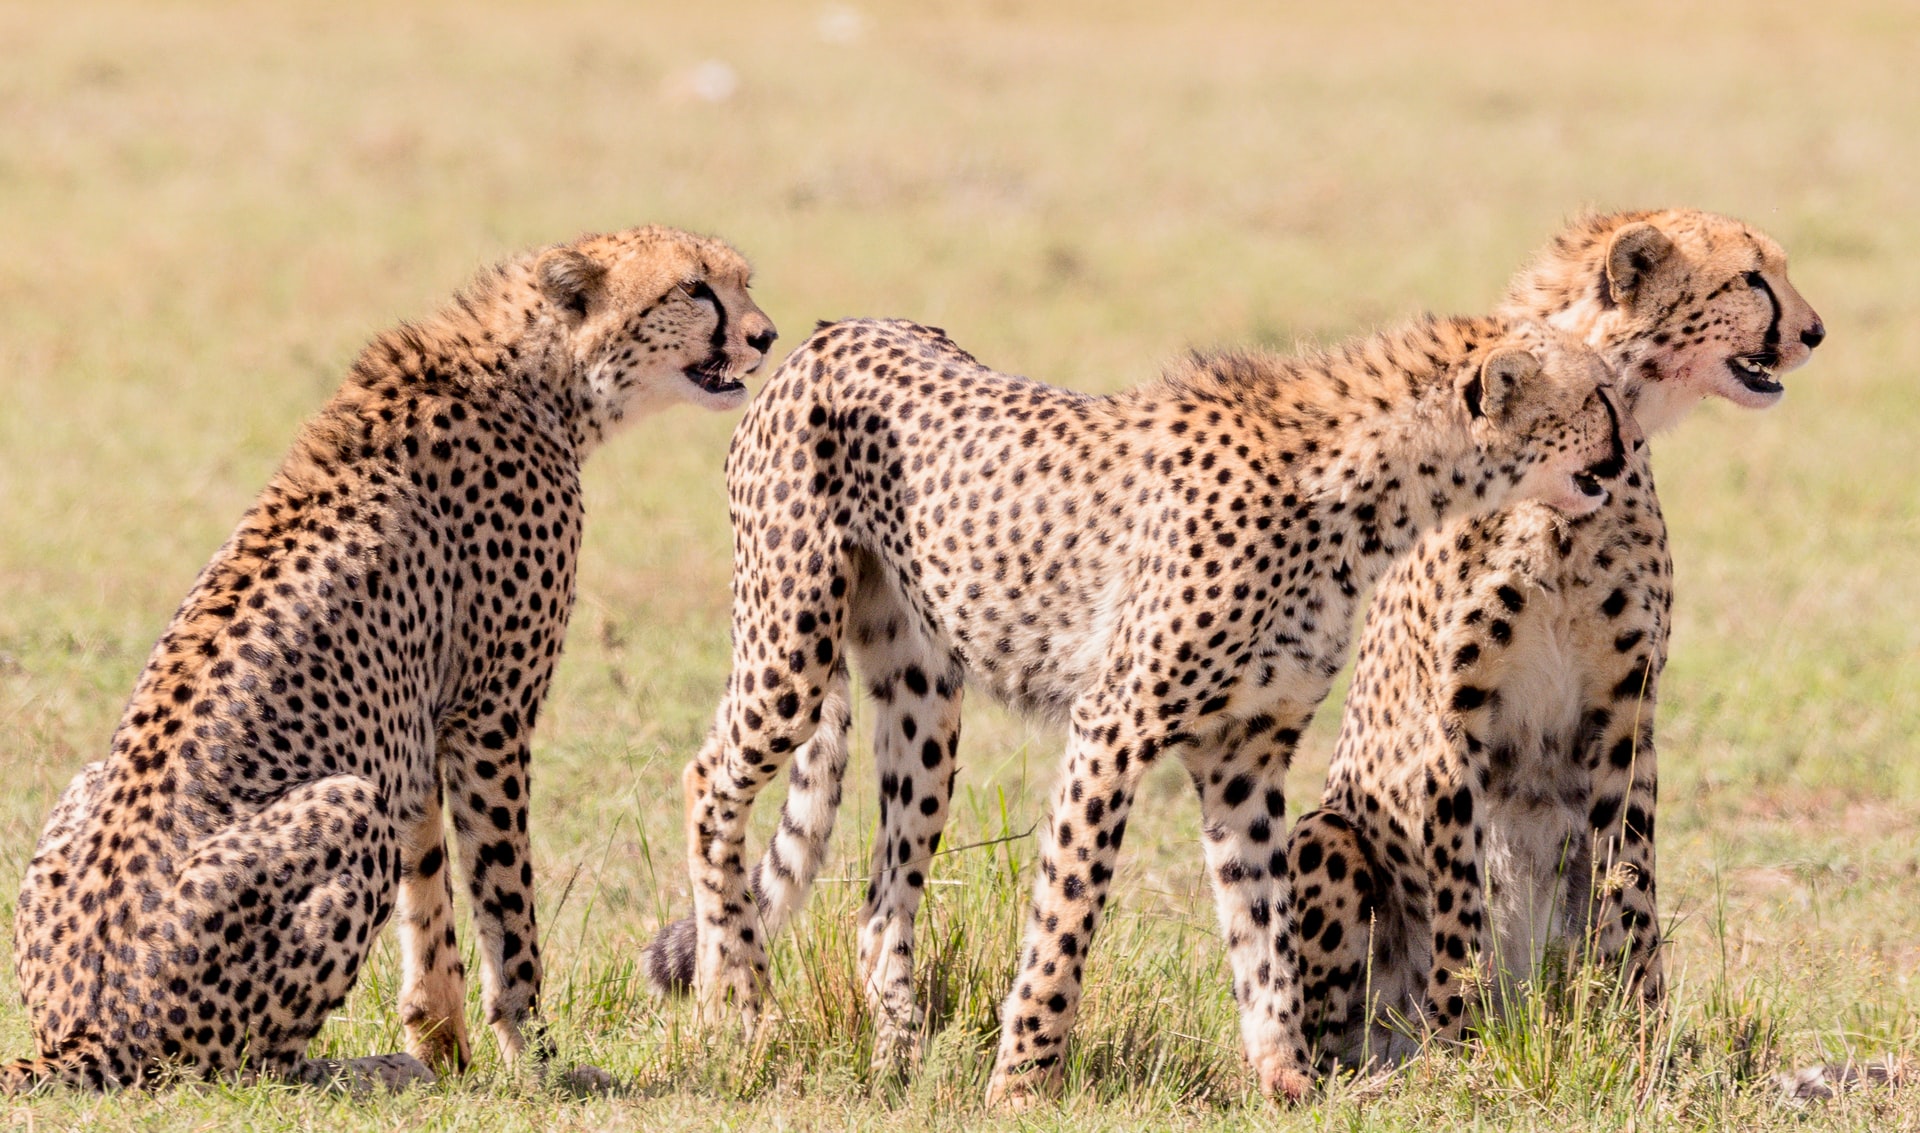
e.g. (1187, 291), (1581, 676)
(0, 1), (1915, 1125)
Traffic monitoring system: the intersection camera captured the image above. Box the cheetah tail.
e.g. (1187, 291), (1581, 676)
(641, 864), (768, 997)
(1, 1045), (111, 1095)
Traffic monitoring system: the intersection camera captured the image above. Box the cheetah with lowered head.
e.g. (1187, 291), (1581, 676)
(1284, 210), (1824, 1069)
(5, 226), (775, 1092)
(665, 312), (1631, 1105)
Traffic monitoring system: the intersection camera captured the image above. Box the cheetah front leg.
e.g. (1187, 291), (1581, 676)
(1283, 807), (1402, 1071)
(1182, 716), (1316, 1101)
(1581, 655), (1665, 1002)
(1417, 766), (1493, 1045)
(440, 725), (547, 1066)
(395, 792), (471, 1073)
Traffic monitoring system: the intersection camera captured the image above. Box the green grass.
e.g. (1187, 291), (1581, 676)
(1, 0), (1917, 1128)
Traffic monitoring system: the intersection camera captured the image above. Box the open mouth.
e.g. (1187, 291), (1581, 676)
(1727, 351), (1783, 395)
(684, 355), (745, 396)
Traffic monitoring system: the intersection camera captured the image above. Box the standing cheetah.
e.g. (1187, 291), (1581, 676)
(660, 313), (1630, 1105)
(1283, 210), (1824, 1068)
(5, 227), (776, 1092)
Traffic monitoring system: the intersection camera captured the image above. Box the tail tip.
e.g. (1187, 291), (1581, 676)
(641, 918), (698, 997)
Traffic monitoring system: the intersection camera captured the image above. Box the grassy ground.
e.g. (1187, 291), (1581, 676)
(2, 1), (1917, 1128)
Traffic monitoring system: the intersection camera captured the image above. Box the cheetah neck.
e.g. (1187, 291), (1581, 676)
(341, 262), (588, 456)
(1190, 318), (1536, 587)
(1520, 296), (1693, 436)
(1499, 214), (1702, 438)
(1284, 415), (1519, 582)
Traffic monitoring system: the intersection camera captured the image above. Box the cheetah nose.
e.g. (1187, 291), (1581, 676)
(1800, 320), (1825, 349)
(747, 327), (778, 354)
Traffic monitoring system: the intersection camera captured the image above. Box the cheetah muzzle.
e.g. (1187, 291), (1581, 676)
(685, 352), (748, 397)
(1728, 348), (1784, 397)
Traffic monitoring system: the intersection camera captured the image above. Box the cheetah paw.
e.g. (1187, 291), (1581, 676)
(985, 1060), (1061, 1112)
(693, 961), (768, 1034)
(870, 1006), (925, 1077)
(1260, 1065), (1314, 1104)
(403, 1020), (472, 1074)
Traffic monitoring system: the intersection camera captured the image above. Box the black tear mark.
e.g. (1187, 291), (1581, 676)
(1587, 385), (1627, 478)
(1747, 271), (1783, 351)
(688, 280), (726, 351)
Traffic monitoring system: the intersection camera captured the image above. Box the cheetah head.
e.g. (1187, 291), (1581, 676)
(1502, 209), (1824, 435)
(1462, 336), (1637, 519)
(536, 226), (777, 426)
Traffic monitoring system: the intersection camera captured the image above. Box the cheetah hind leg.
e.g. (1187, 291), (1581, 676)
(13, 761), (112, 1038)
(168, 776), (412, 1087)
(750, 670), (854, 953)
(8, 774), (417, 1094)
(682, 529), (852, 1036)
(643, 669), (855, 1002)
(6, 773), (418, 1096)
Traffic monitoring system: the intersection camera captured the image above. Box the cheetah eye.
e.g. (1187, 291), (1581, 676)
(679, 280), (718, 306)
(1743, 270), (1765, 289)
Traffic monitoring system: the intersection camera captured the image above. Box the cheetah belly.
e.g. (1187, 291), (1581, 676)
(1218, 650), (1335, 728)
(1014, 571), (1127, 711)
(1211, 601), (1354, 726)
(867, 515), (1133, 723)
(1477, 588), (1590, 990)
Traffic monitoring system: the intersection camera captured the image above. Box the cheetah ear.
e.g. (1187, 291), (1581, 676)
(1463, 346), (1540, 424)
(1604, 222), (1676, 307)
(536, 248), (608, 322)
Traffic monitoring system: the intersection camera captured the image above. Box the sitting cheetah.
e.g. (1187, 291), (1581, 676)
(662, 312), (1630, 1105)
(1283, 209), (1824, 1069)
(4, 226), (776, 1092)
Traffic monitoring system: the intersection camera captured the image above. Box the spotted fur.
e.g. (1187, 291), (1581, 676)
(1283, 209), (1824, 1069)
(660, 313), (1629, 1106)
(4, 226), (774, 1093)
